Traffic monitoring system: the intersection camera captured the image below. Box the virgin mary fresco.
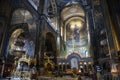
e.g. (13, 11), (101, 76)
(66, 22), (89, 58)
(66, 24), (80, 43)
(73, 24), (80, 42)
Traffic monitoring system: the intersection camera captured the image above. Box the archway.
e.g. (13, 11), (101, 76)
(6, 9), (36, 61)
(3, 8), (37, 78)
(60, 4), (90, 58)
(67, 53), (81, 69)
(8, 29), (27, 58)
(45, 32), (57, 63)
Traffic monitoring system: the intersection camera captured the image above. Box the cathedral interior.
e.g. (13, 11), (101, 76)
(0, 0), (120, 80)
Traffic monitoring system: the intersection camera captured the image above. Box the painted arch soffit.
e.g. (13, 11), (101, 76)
(11, 9), (33, 25)
(61, 5), (85, 21)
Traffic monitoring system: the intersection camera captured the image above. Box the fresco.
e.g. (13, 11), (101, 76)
(66, 20), (89, 58)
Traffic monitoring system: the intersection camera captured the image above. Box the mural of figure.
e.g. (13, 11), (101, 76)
(73, 24), (80, 42)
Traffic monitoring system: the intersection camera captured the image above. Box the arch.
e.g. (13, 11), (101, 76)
(6, 8), (36, 57)
(61, 4), (86, 42)
(67, 53), (81, 69)
(8, 28), (26, 57)
(10, 8), (37, 28)
(67, 53), (81, 61)
(45, 32), (56, 53)
(60, 4), (90, 58)
(65, 16), (85, 24)
(45, 32), (57, 64)
(9, 29), (24, 49)
(9, 23), (29, 35)
(8, 27), (35, 58)
(10, 8), (37, 41)
(6, 8), (36, 59)
(11, 9), (33, 25)
(61, 4), (85, 21)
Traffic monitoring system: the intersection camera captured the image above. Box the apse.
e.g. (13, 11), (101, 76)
(66, 19), (89, 58)
(61, 4), (90, 58)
